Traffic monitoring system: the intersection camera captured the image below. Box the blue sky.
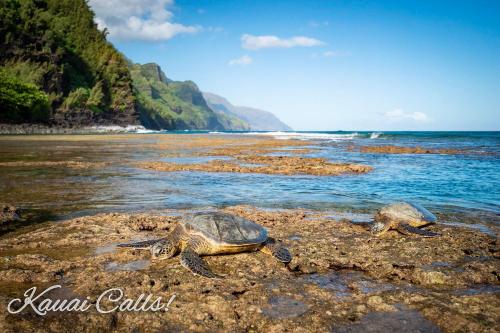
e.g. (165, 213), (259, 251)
(89, 0), (500, 131)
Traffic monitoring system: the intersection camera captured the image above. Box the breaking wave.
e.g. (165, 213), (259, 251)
(242, 131), (363, 141)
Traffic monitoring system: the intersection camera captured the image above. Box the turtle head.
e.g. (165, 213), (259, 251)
(371, 221), (388, 234)
(371, 212), (392, 235)
(150, 239), (178, 260)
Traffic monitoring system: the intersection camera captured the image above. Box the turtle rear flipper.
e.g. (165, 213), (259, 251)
(180, 247), (222, 279)
(260, 238), (292, 263)
(396, 224), (440, 237)
(117, 238), (166, 249)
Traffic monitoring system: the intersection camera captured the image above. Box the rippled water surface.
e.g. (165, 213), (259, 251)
(0, 131), (498, 227)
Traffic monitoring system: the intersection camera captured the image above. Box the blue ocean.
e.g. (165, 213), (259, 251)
(156, 131), (499, 212)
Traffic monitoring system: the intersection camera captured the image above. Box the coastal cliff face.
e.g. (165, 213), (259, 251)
(0, 0), (137, 127)
(132, 63), (250, 131)
(203, 92), (292, 131)
(0, 0), (287, 132)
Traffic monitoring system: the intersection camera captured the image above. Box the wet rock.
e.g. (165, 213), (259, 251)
(412, 270), (448, 286)
(0, 207), (498, 332)
(136, 156), (372, 177)
(366, 296), (395, 312)
(262, 296), (309, 319)
(0, 204), (21, 226)
(334, 309), (441, 333)
(0, 161), (107, 169)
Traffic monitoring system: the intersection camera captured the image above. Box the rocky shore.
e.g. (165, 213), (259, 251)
(0, 133), (498, 332)
(0, 124), (149, 135)
(137, 156), (372, 177)
(0, 207), (498, 332)
(137, 136), (372, 176)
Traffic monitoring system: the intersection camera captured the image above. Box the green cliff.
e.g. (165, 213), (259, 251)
(0, 0), (260, 131)
(0, 0), (137, 126)
(131, 63), (249, 131)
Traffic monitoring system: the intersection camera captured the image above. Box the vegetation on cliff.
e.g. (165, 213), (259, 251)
(0, 0), (136, 125)
(0, 0), (284, 131)
(131, 63), (249, 130)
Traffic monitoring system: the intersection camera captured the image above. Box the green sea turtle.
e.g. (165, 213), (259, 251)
(371, 202), (439, 237)
(118, 212), (292, 278)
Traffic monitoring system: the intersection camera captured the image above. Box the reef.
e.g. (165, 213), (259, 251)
(0, 207), (498, 332)
(137, 156), (372, 177)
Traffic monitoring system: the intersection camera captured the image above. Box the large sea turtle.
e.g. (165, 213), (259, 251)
(118, 212), (292, 278)
(371, 202), (439, 237)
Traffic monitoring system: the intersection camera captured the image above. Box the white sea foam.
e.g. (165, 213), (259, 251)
(86, 125), (161, 133)
(136, 128), (161, 134)
(370, 132), (382, 139)
(242, 131), (360, 141)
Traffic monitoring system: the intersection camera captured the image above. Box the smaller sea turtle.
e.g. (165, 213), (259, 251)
(118, 212), (292, 278)
(371, 202), (439, 237)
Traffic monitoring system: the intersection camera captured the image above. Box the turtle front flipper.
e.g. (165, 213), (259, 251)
(180, 247), (221, 279)
(396, 223), (440, 237)
(260, 238), (292, 263)
(117, 238), (166, 249)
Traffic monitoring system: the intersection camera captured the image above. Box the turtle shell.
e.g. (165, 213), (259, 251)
(182, 212), (268, 245)
(378, 202), (437, 225)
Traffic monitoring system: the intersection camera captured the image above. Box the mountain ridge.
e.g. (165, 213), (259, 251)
(203, 92), (292, 131)
(0, 0), (290, 132)
(132, 63), (249, 131)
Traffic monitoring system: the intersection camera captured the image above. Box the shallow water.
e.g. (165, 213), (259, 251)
(105, 259), (150, 272)
(0, 132), (498, 229)
(305, 271), (395, 297)
(334, 308), (442, 333)
(262, 296), (309, 319)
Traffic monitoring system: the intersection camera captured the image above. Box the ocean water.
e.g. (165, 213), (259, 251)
(0, 131), (498, 228)
(145, 131), (500, 213)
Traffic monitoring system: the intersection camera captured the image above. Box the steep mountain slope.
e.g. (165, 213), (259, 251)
(132, 63), (249, 130)
(0, 0), (137, 126)
(203, 92), (292, 131)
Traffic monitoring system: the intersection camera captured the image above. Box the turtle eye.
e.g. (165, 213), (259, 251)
(151, 244), (165, 257)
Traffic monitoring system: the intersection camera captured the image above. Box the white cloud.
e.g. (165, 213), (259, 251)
(241, 34), (325, 50)
(88, 0), (200, 41)
(384, 109), (429, 122)
(228, 55), (253, 66)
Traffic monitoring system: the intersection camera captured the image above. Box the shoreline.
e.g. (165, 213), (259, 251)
(0, 123), (152, 135)
(0, 133), (498, 332)
(0, 207), (498, 332)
